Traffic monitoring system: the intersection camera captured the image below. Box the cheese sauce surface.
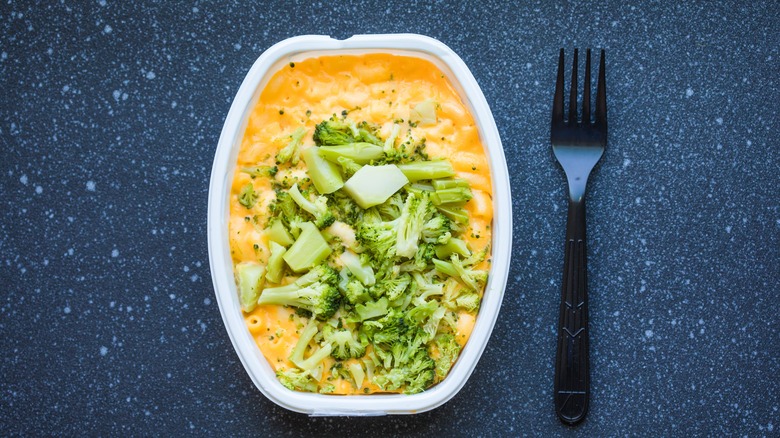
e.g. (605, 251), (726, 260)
(229, 53), (493, 394)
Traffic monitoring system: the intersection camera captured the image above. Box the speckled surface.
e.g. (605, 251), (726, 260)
(2, 0), (778, 435)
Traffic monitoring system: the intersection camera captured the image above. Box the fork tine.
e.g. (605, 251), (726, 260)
(582, 49), (591, 125)
(552, 49), (565, 123)
(595, 49), (607, 128)
(568, 49), (578, 124)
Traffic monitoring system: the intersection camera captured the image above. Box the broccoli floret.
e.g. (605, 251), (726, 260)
(343, 278), (370, 305)
(276, 126), (307, 165)
(411, 271), (445, 304)
(313, 116), (358, 146)
(422, 213), (452, 244)
(336, 156), (363, 177)
(377, 192), (405, 220)
(313, 115), (383, 146)
(241, 165), (278, 178)
(353, 297), (389, 321)
(400, 242), (435, 272)
(355, 219), (398, 262)
(258, 265), (340, 320)
(323, 326), (366, 360)
(373, 273), (411, 302)
(395, 191), (430, 258)
(455, 292), (481, 312)
(372, 349), (435, 394)
(276, 368), (318, 392)
(289, 183), (335, 229)
(339, 250), (375, 286)
(270, 191), (305, 232)
(238, 183), (258, 209)
(327, 191), (363, 225)
(432, 333), (461, 382)
(364, 309), (409, 346)
(383, 123), (402, 158)
(450, 254), (488, 292)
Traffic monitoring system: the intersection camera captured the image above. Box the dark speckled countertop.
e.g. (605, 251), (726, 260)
(2, 1), (778, 436)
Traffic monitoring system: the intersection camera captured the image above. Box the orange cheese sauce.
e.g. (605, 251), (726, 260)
(230, 53), (493, 394)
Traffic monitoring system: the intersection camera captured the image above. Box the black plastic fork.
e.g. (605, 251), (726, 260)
(551, 48), (607, 425)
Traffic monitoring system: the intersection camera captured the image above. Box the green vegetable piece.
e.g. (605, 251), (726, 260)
(277, 368), (318, 392)
(276, 126), (307, 165)
(301, 147), (344, 194)
(396, 160), (455, 182)
(266, 219), (294, 247)
(435, 237), (471, 259)
(348, 362), (365, 389)
(433, 333), (461, 381)
(238, 183), (258, 209)
(288, 183), (335, 229)
(455, 292), (481, 312)
(436, 205), (469, 224)
(432, 178), (470, 190)
(354, 297), (389, 321)
(396, 191), (429, 258)
(339, 250), (375, 286)
(432, 258), (458, 277)
(409, 100), (438, 126)
(241, 165), (278, 178)
(318, 143), (385, 165)
(343, 164), (409, 209)
(259, 266), (340, 320)
(283, 222), (333, 272)
(235, 262), (265, 312)
(431, 187), (473, 205)
(324, 326), (366, 360)
(265, 241), (287, 283)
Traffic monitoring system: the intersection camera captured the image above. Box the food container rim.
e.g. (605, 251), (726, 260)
(207, 33), (512, 416)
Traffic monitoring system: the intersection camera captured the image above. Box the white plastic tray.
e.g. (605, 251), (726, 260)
(207, 34), (512, 415)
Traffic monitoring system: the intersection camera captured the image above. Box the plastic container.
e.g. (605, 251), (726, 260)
(207, 34), (512, 415)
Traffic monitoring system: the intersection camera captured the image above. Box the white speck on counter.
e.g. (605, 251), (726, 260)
(111, 249), (119, 258)
(86, 180), (96, 191)
(100, 346), (108, 356)
(686, 88), (694, 97)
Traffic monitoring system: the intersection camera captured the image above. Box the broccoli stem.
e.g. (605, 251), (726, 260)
(348, 362), (366, 389)
(301, 147), (343, 194)
(432, 258), (458, 277)
(283, 222), (333, 272)
(318, 143), (385, 164)
(435, 237), (471, 259)
(431, 187), (473, 205)
(266, 220), (294, 247)
(289, 319), (319, 367)
(396, 160), (455, 181)
(436, 205), (469, 225)
(432, 178), (470, 190)
(265, 241), (287, 283)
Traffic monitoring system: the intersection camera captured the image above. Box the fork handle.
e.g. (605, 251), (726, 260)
(554, 198), (590, 425)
